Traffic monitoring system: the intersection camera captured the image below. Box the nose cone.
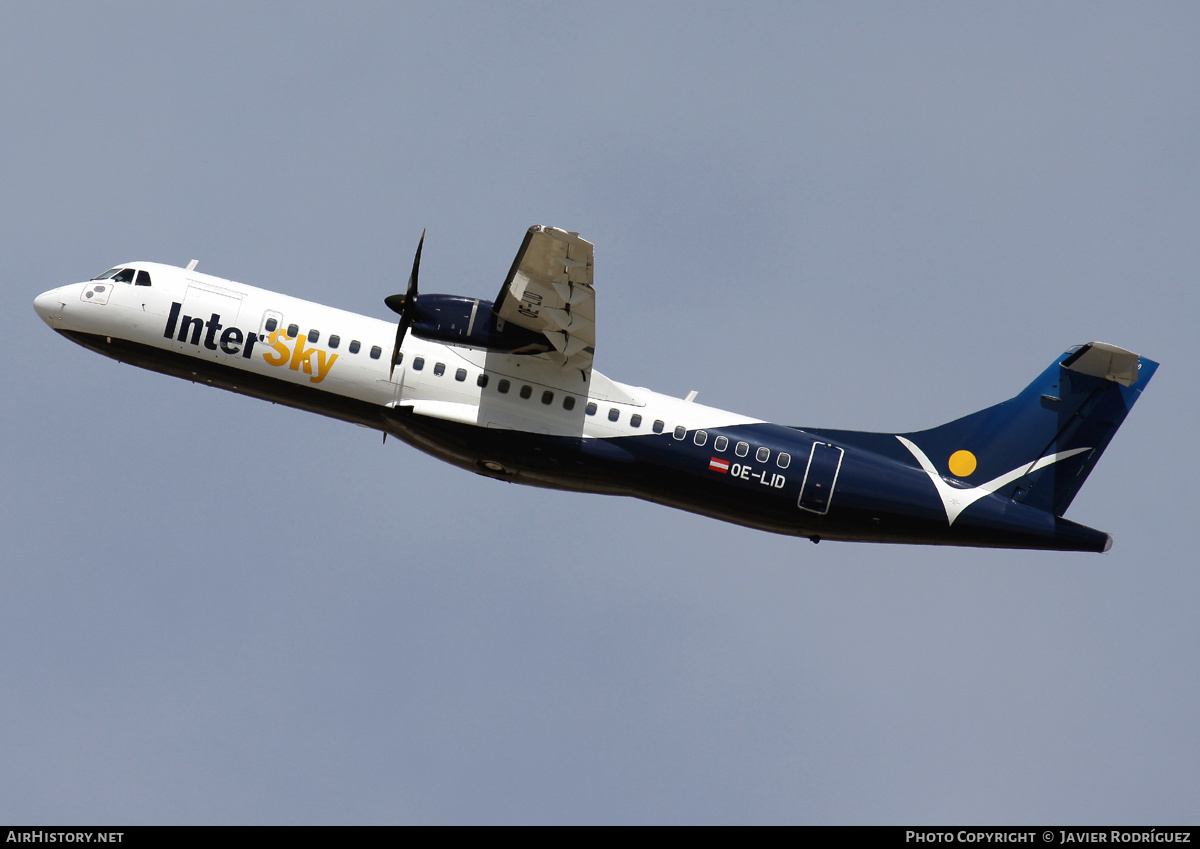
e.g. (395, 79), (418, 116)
(34, 288), (64, 325)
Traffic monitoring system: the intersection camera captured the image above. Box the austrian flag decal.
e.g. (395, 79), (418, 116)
(709, 457), (730, 474)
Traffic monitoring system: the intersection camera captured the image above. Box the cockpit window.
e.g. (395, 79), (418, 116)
(112, 268), (135, 284)
(135, 270), (151, 286)
(91, 268), (121, 280)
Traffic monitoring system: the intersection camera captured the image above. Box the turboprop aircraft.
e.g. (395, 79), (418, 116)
(34, 225), (1157, 552)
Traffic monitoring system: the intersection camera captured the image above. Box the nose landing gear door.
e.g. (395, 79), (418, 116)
(798, 442), (844, 515)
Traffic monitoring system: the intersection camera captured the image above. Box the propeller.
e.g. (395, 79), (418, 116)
(385, 229), (424, 380)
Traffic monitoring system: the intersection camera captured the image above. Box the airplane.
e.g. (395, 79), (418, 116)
(33, 225), (1157, 553)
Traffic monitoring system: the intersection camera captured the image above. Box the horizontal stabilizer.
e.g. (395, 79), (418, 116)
(1062, 342), (1141, 386)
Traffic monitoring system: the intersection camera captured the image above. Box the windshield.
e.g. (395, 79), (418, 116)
(88, 267), (152, 286)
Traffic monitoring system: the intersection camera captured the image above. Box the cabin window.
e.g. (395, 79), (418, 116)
(735, 441), (749, 457)
(653, 420), (664, 434)
(265, 317), (278, 333)
(694, 430), (707, 446)
(756, 446), (770, 463)
(393, 352), (404, 367)
(714, 436), (728, 452)
(498, 379), (510, 393)
(777, 452), (791, 469)
(586, 402), (597, 416)
(455, 368), (467, 382)
(369, 346), (382, 360)
(477, 374), (489, 388)
(308, 329), (319, 343)
(563, 395), (575, 411)
(630, 414), (642, 428)
(349, 340), (361, 354)
(541, 390), (554, 405)
(519, 384), (532, 399)
(673, 426), (686, 440)
(135, 270), (152, 287)
(113, 268), (135, 284)
(412, 357), (424, 370)
(329, 335), (339, 349)
(608, 408), (620, 423)
(288, 323), (299, 338)
(433, 362), (446, 376)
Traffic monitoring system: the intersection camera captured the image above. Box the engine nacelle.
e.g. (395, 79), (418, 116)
(407, 294), (550, 354)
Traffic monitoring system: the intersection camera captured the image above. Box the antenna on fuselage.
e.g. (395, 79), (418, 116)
(186, 259), (199, 271)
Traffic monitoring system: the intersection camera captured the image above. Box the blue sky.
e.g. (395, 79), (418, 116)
(3, 2), (1198, 824)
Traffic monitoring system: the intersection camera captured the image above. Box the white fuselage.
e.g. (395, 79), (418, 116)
(35, 260), (758, 462)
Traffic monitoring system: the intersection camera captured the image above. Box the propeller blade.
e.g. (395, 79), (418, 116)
(389, 311), (412, 380)
(406, 229), (424, 298)
(388, 230), (425, 380)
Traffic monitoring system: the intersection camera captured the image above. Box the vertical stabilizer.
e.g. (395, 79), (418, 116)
(898, 344), (1157, 516)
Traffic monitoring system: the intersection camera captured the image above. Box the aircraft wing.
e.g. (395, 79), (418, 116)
(494, 225), (596, 376)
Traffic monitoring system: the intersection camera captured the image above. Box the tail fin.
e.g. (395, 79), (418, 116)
(899, 343), (1157, 516)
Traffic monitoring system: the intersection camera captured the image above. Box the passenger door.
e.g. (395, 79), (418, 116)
(798, 442), (844, 514)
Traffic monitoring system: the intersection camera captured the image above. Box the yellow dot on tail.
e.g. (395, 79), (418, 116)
(948, 450), (977, 478)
